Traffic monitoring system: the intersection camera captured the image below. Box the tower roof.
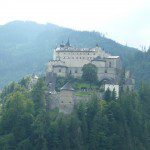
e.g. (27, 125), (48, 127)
(65, 38), (71, 47)
(60, 82), (74, 91)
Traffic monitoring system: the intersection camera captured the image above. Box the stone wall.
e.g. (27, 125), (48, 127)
(48, 90), (104, 114)
(53, 66), (67, 77)
(58, 90), (75, 114)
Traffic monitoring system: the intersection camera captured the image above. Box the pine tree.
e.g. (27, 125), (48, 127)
(104, 89), (111, 101)
(32, 79), (47, 114)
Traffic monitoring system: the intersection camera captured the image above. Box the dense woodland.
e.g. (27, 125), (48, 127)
(0, 77), (150, 150)
(0, 21), (150, 88)
(0, 21), (150, 149)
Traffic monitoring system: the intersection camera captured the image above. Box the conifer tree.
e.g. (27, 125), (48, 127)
(32, 79), (47, 114)
(104, 88), (111, 101)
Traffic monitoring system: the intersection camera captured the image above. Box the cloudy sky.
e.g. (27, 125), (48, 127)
(0, 0), (149, 49)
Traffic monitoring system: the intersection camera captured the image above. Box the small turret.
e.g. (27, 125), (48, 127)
(60, 41), (65, 48)
(65, 38), (71, 47)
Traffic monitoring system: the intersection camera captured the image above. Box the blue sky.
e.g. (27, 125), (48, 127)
(0, 0), (149, 50)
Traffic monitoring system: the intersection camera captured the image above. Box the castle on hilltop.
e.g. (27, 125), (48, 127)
(45, 39), (135, 114)
(47, 39), (129, 88)
(47, 39), (122, 83)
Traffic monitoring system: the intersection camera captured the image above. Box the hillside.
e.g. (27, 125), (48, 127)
(0, 77), (150, 149)
(0, 21), (149, 88)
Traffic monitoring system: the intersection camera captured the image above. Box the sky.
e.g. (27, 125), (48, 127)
(0, 0), (149, 50)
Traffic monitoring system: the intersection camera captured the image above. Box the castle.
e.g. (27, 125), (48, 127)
(45, 40), (135, 114)
(47, 39), (122, 83)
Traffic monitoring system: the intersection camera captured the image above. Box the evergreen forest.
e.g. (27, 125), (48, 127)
(0, 78), (150, 150)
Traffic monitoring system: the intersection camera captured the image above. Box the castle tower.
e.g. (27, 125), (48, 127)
(59, 82), (75, 114)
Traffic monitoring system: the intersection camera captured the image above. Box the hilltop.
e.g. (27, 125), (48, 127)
(0, 21), (149, 88)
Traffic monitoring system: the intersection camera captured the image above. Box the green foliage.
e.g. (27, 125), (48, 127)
(0, 78), (150, 149)
(0, 91), (34, 149)
(104, 88), (117, 101)
(18, 77), (30, 89)
(104, 89), (112, 101)
(126, 50), (150, 88)
(31, 79), (47, 114)
(82, 63), (98, 86)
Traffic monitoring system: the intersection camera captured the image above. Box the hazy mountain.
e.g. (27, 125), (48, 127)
(0, 21), (149, 88)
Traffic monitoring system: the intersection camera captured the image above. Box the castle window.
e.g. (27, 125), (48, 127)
(109, 62), (111, 67)
(105, 69), (107, 73)
(75, 70), (77, 73)
(70, 70), (72, 74)
(59, 69), (61, 72)
(61, 101), (63, 103)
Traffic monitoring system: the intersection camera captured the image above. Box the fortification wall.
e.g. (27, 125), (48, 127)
(59, 90), (75, 114)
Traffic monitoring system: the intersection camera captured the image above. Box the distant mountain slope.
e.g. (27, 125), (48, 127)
(0, 21), (149, 88)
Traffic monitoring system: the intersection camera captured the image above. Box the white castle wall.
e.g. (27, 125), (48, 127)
(53, 47), (111, 68)
(48, 44), (122, 82)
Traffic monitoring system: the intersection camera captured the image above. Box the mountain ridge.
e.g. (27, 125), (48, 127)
(0, 20), (149, 89)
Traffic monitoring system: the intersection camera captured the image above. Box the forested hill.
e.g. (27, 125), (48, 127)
(0, 78), (150, 149)
(0, 21), (149, 88)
